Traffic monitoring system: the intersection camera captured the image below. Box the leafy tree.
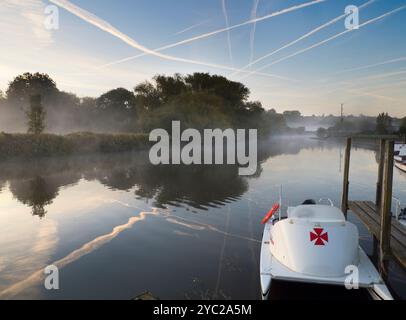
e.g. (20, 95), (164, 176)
(26, 95), (46, 135)
(97, 88), (136, 112)
(154, 74), (187, 102)
(6, 72), (58, 108)
(376, 112), (392, 134)
(134, 81), (161, 111)
(184, 73), (250, 108)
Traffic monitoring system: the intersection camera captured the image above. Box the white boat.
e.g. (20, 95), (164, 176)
(260, 199), (393, 300)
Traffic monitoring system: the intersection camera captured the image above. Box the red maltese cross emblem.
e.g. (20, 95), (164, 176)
(310, 228), (329, 246)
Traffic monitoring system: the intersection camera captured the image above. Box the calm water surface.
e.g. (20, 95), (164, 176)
(0, 137), (406, 300)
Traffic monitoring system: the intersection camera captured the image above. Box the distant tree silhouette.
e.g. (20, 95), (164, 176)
(376, 113), (392, 134)
(27, 95), (46, 135)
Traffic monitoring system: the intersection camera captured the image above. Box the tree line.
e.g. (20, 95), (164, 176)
(0, 72), (291, 136)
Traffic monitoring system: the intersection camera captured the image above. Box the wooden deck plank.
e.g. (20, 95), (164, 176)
(355, 202), (406, 244)
(348, 201), (406, 268)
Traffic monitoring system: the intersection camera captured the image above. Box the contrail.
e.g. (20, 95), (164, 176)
(347, 88), (400, 102)
(49, 0), (294, 81)
(249, 0), (260, 64)
(0, 208), (160, 299)
(331, 56), (406, 75)
(242, 4), (406, 79)
(98, 0), (328, 69)
(233, 0), (376, 77)
(174, 20), (210, 36)
(221, 0), (234, 66)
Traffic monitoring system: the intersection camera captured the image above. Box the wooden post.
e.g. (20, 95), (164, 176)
(341, 138), (352, 218)
(379, 140), (394, 264)
(376, 139), (385, 207)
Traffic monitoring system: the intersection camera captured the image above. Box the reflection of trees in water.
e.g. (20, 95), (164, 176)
(0, 137), (349, 217)
(9, 177), (58, 218)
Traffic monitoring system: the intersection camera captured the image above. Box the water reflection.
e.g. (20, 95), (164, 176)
(0, 137), (350, 218)
(1, 137), (405, 300)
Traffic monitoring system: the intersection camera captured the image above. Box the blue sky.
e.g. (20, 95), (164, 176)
(1, 0), (405, 116)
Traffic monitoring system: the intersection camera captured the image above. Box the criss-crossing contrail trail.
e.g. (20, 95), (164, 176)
(233, 0), (376, 77)
(49, 0), (294, 81)
(221, 0), (234, 66)
(98, 0), (328, 69)
(249, 0), (260, 64)
(241, 4), (406, 79)
(174, 20), (210, 36)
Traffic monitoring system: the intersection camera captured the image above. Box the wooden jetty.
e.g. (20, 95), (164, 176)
(341, 137), (406, 272)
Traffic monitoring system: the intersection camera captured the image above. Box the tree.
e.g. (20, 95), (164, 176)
(283, 110), (302, 122)
(400, 117), (406, 135)
(6, 72), (58, 109)
(134, 81), (161, 111)
(376, 113), (392, 134)
(27, 95), (46, 135)
(185, 73), (250, 108)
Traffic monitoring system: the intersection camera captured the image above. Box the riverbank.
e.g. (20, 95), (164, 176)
(0, 132), (150, 159)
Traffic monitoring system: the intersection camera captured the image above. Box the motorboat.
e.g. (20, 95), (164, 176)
(260, 198), (393, 300)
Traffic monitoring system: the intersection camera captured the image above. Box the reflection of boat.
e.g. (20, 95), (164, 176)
(393, 198), (406, 228)
(395, 161), (406, 172)
(394, 143), (406, 173)
(395, 143), (406, 156)
(260, 199), (393, 300)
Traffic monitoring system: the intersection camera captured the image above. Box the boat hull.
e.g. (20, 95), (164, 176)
(260, 221), (393, 300)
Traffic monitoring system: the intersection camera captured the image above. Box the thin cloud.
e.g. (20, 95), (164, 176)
(98, 0), (328, 69)
(49, 0), (295, 82)
(249, 0), (260, 64)
(242, 4), (406, 79)
(221, 0), (234, 66)
(233, 0), (376, 77)
(0, 0), (53, 47)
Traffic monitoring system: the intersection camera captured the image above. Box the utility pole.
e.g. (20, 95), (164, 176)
(341, 103), (344, 123)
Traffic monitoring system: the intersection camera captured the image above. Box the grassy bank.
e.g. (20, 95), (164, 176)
(0, 132), (150, 159)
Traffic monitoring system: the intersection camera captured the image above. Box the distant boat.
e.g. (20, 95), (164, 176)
(260, 198), (393, 300)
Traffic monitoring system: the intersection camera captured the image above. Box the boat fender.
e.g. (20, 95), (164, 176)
(261, 203), (280, 224)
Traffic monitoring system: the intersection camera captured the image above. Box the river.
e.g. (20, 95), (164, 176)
(0, 137), (405, 299)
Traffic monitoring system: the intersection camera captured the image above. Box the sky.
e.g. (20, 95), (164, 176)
(0, 0), (405, 117)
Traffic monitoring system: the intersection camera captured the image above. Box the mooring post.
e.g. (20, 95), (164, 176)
(376, 139), (385, 207)
(379, 140), (394, 269)
(341, 137), (352, 218)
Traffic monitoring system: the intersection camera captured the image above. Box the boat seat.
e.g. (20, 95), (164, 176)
(288, 205), (346, 223)
(302, 199), (316, 205)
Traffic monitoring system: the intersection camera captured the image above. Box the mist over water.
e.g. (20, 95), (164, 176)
(0, 137), (406, 299)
